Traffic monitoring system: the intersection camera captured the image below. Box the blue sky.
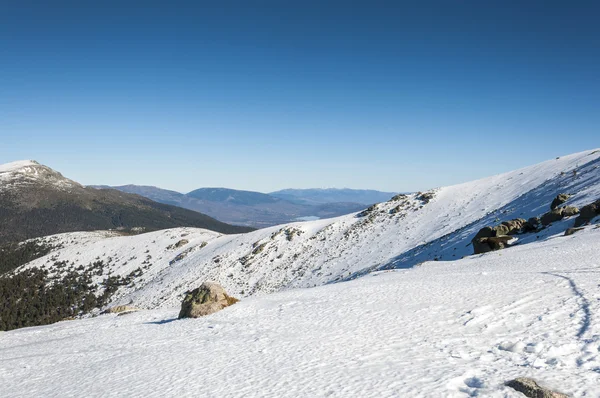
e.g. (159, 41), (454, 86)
(1, 1), (598, 193)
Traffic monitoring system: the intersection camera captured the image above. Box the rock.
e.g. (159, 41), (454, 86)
(505, 377), (569, 398)
(541, 208), (565, 226)
(561, 206), (579, 217)
(523, 217), (541, 232)
(178, 282), (239, 319)
(550, 193), (571, 210)
(471, 219), (527, 254)
(357, 204), (377, 218)
(500, 218), (527, 235)
(472, 227), (495, 254)
(167, 239), (189, 250)
(417, 191), (435, 204)
(102, 305), (140, 314)
(390, 194), (408, 201)
(564, 227), (584, 236)
(473, 235), (514, 254)
(574, 199), (600, 227)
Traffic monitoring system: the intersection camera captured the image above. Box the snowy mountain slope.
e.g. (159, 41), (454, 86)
(3, 225), (600, 397)
(16, 149), (600, 311)
(0, 160), (81, 191)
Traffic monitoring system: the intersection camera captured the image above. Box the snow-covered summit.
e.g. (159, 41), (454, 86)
(0, 159), (81, 191)
(0, 159), (40, 173)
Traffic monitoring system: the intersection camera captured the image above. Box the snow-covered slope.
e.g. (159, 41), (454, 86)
(3, 224), (600, 397)
(16, 149), (600, 310)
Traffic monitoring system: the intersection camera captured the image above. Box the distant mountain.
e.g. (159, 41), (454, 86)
(270, 188), (399, 205)
(0, 161), (253, 244)
(187, 188), (279, 206)
(92, 185), (367, 228)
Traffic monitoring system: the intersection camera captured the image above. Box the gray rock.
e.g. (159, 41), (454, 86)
(574, 199), (600, 227)
(500, 218), (527, 235)
(167, 239), (189, 250)
(505, 377), (569, 397)
(178, 282), (239, 319)
(473, 235), (514, 254)
(541, 208), (565, 226)
(564, 227), (584, 236)
(550, 193), (571, 210)
(523, 217), (541, 232)
(561, 206), (579, 217)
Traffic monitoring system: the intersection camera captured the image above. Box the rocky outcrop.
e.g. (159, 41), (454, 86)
(475, 236), (514, 253)
(178, 282), (239, 319)
(416, 191), (435, 204)
(167, 239), (189, 250)
(574, 199), (600, 227)
(506, 377), (568, 398)
(550, 193), (571, 210)
(541, 208), (565, 226)
(540, 206), (579, 226)
(471, 218), (526, 254)
(499, 218), (527, 235)
(561, 206), (579, 217)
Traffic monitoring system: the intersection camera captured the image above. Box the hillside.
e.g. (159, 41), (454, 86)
(2, 220), (600, 396)
(93, 185), (367, 228)
(0, 161), (253, 244)
(10, 149), (600, 313)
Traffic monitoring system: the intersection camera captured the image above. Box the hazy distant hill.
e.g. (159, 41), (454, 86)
(270, 188), (398, 205)
(92, 185), (373, 228)
(0, 161), (253, 244)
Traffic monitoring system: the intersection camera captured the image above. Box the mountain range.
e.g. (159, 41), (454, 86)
(91, 185), (397, 228)
(0, 160), (253, 244)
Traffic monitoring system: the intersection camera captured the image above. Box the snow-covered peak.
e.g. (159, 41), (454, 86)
(0, 159), (81, 191)
(0, 159), (40, 173)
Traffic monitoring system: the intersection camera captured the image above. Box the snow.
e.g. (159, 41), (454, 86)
(2, 225), (600, 397)
(16, 148), (600, 310)
(0, 159), (80, 191)
(0, 160), (39, 173)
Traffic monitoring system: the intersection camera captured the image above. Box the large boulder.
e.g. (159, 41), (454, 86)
(574, 199), (600, 227)
(550, 193), (571, 210)
(471, 219), (525, 254)
(179, 282), (239, 319)
(472, 227), (495, 254)
(473, 236), (515, 254)
(561, 206), (579, 217)
(541, 208), (565, 226)
(523, 217), (541, 232)
(500, 218), (527, 235)
(506, 377), (568, 398)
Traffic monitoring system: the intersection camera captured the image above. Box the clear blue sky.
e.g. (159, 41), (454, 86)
(1, 1), (598, 193)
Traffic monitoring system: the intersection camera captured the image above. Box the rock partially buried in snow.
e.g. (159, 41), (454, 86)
(564, 227), (584, 236)
(550, 193), (571, 210)
(178, 282), (239, 319)
(505, 377), (569, 398)
(102, 305), (140, 314)
(561, 206), (579, 218)
(574, 199), (600, 227)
